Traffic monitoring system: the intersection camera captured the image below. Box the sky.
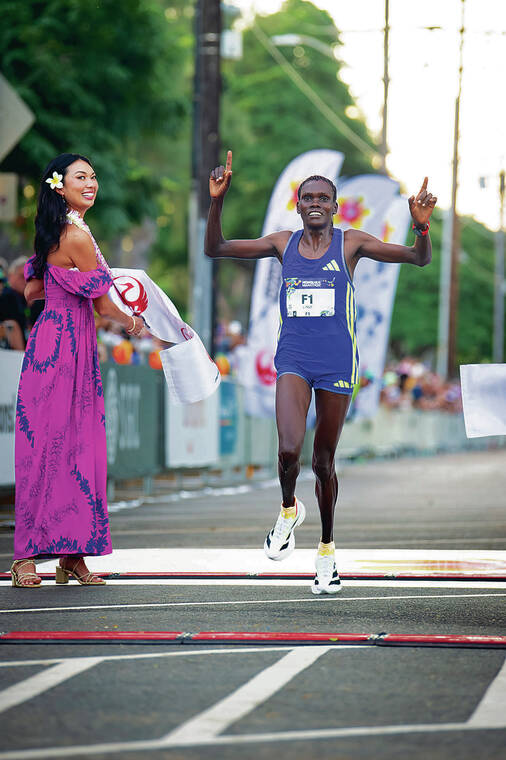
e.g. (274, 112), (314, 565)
(231, 0), (506, 231)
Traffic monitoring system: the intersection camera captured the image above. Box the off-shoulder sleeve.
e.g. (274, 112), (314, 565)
(24, 256), (36, 281)
(48, 266), (113, 298)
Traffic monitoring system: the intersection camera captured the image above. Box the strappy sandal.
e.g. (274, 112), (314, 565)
(11, 559), (41, 588)
(55, 559), (106, 586)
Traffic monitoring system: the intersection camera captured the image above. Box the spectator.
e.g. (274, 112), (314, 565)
(0, 257), (28, 343)
(0, 319), (25, 350)
(0, 256), (8, 293)
(0, 256), (45, 347)
(380, 358), (462, 414)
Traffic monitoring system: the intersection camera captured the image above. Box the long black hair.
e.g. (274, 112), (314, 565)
(33, 153), (93, 278)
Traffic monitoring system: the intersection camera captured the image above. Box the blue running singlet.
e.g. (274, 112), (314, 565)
(274, 228), (359, 395)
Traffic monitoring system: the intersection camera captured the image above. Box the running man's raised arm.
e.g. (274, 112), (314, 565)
(344, 177), (437, 276)
(204, 150), (289, 262)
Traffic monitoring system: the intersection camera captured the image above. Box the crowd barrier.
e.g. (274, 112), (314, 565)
(102, 364), (165, 478)
(1, 350), (504, 489)
(0, 350), (23, 487)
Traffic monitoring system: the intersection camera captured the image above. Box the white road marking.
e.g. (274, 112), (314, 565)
(0, 645), (368, 669)
(0, 722), (493, 759)
(0, 739), (165, 759)
(0, 658), (102, 715)
(0, 648), (505, 758)
(107, 472), (303, 514)
(164, 646), (330, 742)
(1, 591), (505, 616)
(468, 655), (506, 728)
(106, 477), (283, 513)
(2, 579), (506, 588)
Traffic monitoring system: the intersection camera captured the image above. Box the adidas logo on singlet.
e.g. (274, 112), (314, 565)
(322, 259), (340, 272)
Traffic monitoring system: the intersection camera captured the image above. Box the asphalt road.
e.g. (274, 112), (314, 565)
(0, 448), (505, 759)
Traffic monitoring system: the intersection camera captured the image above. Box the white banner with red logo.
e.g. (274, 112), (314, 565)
(237, 149), (344, 417)
(335, 178), (411, 418)
(108, 269), (221, 405)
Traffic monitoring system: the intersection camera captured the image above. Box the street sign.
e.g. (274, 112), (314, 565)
(0, 74), (35, 163)
(221, 29), (242, 60)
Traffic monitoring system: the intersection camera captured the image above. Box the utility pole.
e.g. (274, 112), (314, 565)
(436, 208), (452, 378)
(380, 0), (390, 174)
(493, 169), (505, 362)
(189, 0), (221, 353)
(447, 0), (465, 378)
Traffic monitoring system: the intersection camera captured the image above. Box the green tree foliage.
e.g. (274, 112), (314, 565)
(218, 0), (502, 365)
(220, 0), (376, 242)
(390, 211), (498, 366)
(215, 0), (378, 325)
(142, 3), (196, 313)
(456, 220), (497, 363)
(0, 0), (188, 247)
(390, 212), (442, 358)
(1, 0), (500, 358)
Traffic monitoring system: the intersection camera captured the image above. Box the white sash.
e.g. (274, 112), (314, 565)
(65, 211), (219, 404)
(108, 268), (220, 405)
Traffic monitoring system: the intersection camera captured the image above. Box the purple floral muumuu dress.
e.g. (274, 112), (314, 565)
(14, 248), (113, 560)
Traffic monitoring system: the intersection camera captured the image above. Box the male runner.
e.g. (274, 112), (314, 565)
(205, 151), (436, 594)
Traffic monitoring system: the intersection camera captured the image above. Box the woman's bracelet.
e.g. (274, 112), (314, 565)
(126, 315), (136, 334)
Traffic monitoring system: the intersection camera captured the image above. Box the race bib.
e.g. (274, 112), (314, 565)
(285, 278), (335, 317)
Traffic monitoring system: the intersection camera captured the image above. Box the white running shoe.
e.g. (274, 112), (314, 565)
(311, 551), (342, 595)
(264, 499), (306, 561)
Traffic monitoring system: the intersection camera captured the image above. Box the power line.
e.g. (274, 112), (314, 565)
(339, 26), (506, 34)
(460, 218), (495, 241)
(251, 22), (381, 163)
(460, 256), (495, 284)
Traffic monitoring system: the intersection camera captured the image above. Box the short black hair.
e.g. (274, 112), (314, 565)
(298, 175), (337, 202)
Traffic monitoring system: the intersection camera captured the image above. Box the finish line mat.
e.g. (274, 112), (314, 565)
(2, 549), (504, 582)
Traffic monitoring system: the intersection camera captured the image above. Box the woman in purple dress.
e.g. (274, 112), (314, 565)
(11, 153), (144, 587)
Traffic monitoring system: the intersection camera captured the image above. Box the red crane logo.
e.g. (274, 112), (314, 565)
(113, 276), (149, 315)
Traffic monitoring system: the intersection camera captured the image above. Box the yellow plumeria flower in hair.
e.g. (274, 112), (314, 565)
(46, 171), (63, 190)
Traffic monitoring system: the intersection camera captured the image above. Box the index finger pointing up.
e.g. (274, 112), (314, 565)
(226, 150), (233, 173)
(420, 176), (428, 192)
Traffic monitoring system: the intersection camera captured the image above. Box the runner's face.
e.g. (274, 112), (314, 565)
(56, 160), (98, 215)
(297, 181), (337, 229)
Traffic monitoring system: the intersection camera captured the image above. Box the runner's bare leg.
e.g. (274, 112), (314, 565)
(312, 390), (351, 543)
(275, 373), (312, 507)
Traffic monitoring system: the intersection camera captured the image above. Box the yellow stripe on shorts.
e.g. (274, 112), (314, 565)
(346, 283), (358, 385)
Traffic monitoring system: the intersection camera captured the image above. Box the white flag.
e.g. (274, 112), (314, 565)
(238, 149), (344, 417)
(460, 364), (506, 437)
(109, 269), (220, 405)
(340, 189), (412, 419)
